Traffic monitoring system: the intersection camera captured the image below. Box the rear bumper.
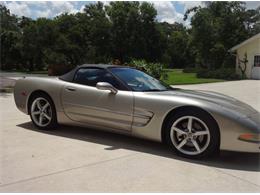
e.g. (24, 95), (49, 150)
(13, 80), (29, 114)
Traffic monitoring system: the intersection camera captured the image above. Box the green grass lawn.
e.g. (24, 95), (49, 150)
(163, 69), (225, 85)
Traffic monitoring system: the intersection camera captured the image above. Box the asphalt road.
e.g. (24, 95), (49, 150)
(0, 80), (259, 192)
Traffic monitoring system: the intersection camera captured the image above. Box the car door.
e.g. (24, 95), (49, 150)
(61, 68), (134, 131)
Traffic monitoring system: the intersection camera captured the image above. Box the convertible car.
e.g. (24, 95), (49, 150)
(14, 64), (260, 158)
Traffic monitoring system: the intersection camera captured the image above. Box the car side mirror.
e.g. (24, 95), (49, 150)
(96, 82), (118, 94)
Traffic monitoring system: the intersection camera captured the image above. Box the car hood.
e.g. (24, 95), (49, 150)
(148, 89), (258, 116)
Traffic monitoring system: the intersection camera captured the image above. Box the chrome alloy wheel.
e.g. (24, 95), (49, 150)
(31, 97), (52, 127)
(170, 116), (210, 155)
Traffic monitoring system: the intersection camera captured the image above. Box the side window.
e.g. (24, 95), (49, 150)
(74, 68), (103, 86)
(254, 55), (260, 67)
(73, 68), (126, 90)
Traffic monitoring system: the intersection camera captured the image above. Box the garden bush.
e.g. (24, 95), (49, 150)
(197, 68), (240, 80)
(129, 59), (167, 80)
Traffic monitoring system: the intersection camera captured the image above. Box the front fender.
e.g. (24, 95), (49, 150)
(200, 102), (260, 152)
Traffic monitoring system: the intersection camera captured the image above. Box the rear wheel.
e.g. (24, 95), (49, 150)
(29, 93), (57, 130)
(165, 109), (220, 159)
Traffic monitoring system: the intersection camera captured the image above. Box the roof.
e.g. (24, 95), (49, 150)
(78, 64), (126, 69)
(229, 33), (260, 52)
(59, 64), (129, 82)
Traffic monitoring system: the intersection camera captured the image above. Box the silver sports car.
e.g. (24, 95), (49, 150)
(14, 64), (260, 158)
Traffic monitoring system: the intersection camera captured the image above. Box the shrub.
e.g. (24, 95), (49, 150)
(129, 59), (167, 80)
(197, 68), (240, 80)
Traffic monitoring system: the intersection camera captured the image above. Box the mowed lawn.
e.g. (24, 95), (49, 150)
(163, 69), (225, 85)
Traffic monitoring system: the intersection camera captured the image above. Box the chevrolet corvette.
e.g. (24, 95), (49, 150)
(14, 64), (260, 158)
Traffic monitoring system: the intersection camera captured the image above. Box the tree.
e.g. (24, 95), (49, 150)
(139, 2), (161, 61)
(157, 22), (194, 68)
(186, 1), (259, 69)
(243, 6), (260, 36)
(0, 2), (259, 73)
(21, 18), (56, 70)
(51, 13), (84, 66)
(0, 5), (21, 70)
(106, 1), (141, 62)
(83, 2), (112, 63)
(106, 1), (160, 63)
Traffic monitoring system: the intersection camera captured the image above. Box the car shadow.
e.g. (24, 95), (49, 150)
(17, 122), (260, 172)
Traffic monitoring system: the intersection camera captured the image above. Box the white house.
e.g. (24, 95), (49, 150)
(230, 33), (260, 79)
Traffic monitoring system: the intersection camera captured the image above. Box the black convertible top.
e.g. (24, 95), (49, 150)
(59, 64), (127, 82)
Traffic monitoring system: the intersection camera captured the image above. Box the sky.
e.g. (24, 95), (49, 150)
(1, 1), (260, 26)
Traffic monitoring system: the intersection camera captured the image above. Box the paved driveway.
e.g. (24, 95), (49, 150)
(0, 80), (259, 192)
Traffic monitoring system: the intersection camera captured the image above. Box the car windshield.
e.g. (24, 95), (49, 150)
(110, 67), (170, 92)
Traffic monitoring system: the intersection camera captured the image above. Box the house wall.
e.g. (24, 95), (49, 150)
(236, 37), (260, 78)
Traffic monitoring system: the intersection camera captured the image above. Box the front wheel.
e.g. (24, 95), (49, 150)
(165, 109), (220, 159)
(29, 93), (57, 130)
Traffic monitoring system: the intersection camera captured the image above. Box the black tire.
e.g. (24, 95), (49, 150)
(164, 109), (220, 159)
(29, 92), (58, 130)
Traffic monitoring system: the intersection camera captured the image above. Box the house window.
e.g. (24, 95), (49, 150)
(254, 55), (260, 67)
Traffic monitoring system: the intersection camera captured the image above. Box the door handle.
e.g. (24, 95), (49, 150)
(65, 86), (76, 91)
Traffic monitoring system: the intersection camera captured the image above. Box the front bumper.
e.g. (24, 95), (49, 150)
(216, 112), (260, 153)
(220, 131), (260, 153)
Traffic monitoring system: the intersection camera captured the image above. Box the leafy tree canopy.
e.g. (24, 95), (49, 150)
(0, 1), (259, 72)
